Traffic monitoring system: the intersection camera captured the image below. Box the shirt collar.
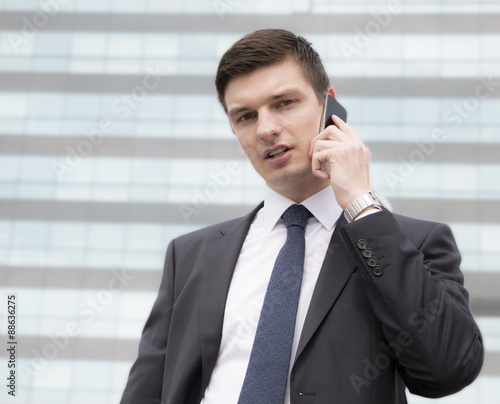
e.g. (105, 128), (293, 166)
(262, 185), (342, 232)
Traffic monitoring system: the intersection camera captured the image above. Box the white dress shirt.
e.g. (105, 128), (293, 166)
(202, 185), (343, 404)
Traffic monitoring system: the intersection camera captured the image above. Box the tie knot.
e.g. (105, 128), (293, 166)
(281, 204), (312, 229)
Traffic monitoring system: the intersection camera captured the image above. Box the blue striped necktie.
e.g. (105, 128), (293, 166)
(238, 204), (312, 404)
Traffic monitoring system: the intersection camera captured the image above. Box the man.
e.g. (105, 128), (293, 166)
(120, 29), (483, 404)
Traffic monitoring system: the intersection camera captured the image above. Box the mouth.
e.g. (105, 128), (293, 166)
(264, 145), (293, 165)
(265, 146), (291, 159)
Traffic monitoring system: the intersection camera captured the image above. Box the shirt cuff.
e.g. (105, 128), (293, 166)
(354, 206), (382, 221)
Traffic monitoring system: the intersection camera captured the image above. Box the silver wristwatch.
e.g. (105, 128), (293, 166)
(344, 191), (383, 223)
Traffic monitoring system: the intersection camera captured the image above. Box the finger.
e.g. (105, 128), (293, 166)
(311, 139), (339, 156)
(311, 159), (330, 180)
(331, 114), (347, 129)
(309, 126), (343, 156)
(332, 115), (358, 138)
(311, 149), (334, 180)
(309, 132), (327, 157)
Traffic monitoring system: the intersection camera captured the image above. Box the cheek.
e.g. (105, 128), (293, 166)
(237, 139), (259, 161)
(293, 108), (321, 135)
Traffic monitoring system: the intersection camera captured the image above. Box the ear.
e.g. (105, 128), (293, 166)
(328, 87), (337, 99)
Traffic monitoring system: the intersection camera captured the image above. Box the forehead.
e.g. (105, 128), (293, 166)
(224, 59), (315, 111)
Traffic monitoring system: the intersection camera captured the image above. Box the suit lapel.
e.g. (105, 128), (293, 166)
(199, 203), (263, 391)
(294, 215), (356, 362)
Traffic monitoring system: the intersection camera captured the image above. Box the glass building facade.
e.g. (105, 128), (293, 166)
(0, 1), (499, 402)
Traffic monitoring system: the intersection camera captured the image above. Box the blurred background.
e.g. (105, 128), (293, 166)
(0, 0), (499, 403)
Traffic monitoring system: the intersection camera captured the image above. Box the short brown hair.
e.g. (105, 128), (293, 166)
(215, 29), (330, 112)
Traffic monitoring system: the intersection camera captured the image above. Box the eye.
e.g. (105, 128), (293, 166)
(239, 112), (254, 122)
(280, 99), (295, 107)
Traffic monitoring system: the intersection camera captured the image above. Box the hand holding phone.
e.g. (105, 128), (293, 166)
(311, 93), (372, 209)
(317, 94), (348, 175)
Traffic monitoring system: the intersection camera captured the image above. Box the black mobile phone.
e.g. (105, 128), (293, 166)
(319, 93), (347, 131)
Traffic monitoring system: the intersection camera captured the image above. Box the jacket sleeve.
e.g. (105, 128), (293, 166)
(120, 239), (176, 404)
(339, 210), (484, 398)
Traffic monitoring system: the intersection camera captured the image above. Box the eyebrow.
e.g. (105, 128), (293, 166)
(270, 88), (303, 100)
(228, 106), (250, 119)
(228, 87), (305, 119)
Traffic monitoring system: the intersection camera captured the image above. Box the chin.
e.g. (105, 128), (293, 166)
(266, 168), (313, 189)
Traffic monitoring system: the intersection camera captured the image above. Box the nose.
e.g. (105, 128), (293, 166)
(255, 109), (282, 141)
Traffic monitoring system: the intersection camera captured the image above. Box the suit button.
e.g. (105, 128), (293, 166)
(372, 266), (383, 276)
(367, 257), (378, 267)
(362, 248), (373, 258)
(357, 239), (367, 249)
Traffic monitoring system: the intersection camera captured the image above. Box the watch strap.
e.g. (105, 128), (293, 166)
(344, 191), (381, 223)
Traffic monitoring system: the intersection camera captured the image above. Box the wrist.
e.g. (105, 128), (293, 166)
(338, 189), (372, 211)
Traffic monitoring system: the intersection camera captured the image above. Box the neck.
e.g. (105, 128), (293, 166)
(268, 179), (331, 204)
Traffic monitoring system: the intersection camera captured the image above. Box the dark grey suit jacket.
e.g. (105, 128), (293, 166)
(120, 205), (483, 404)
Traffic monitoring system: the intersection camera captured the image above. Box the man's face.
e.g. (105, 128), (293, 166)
(224, 59), (328, 199)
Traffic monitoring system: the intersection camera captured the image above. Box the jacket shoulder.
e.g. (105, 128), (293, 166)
(173, 202), (263, 247)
